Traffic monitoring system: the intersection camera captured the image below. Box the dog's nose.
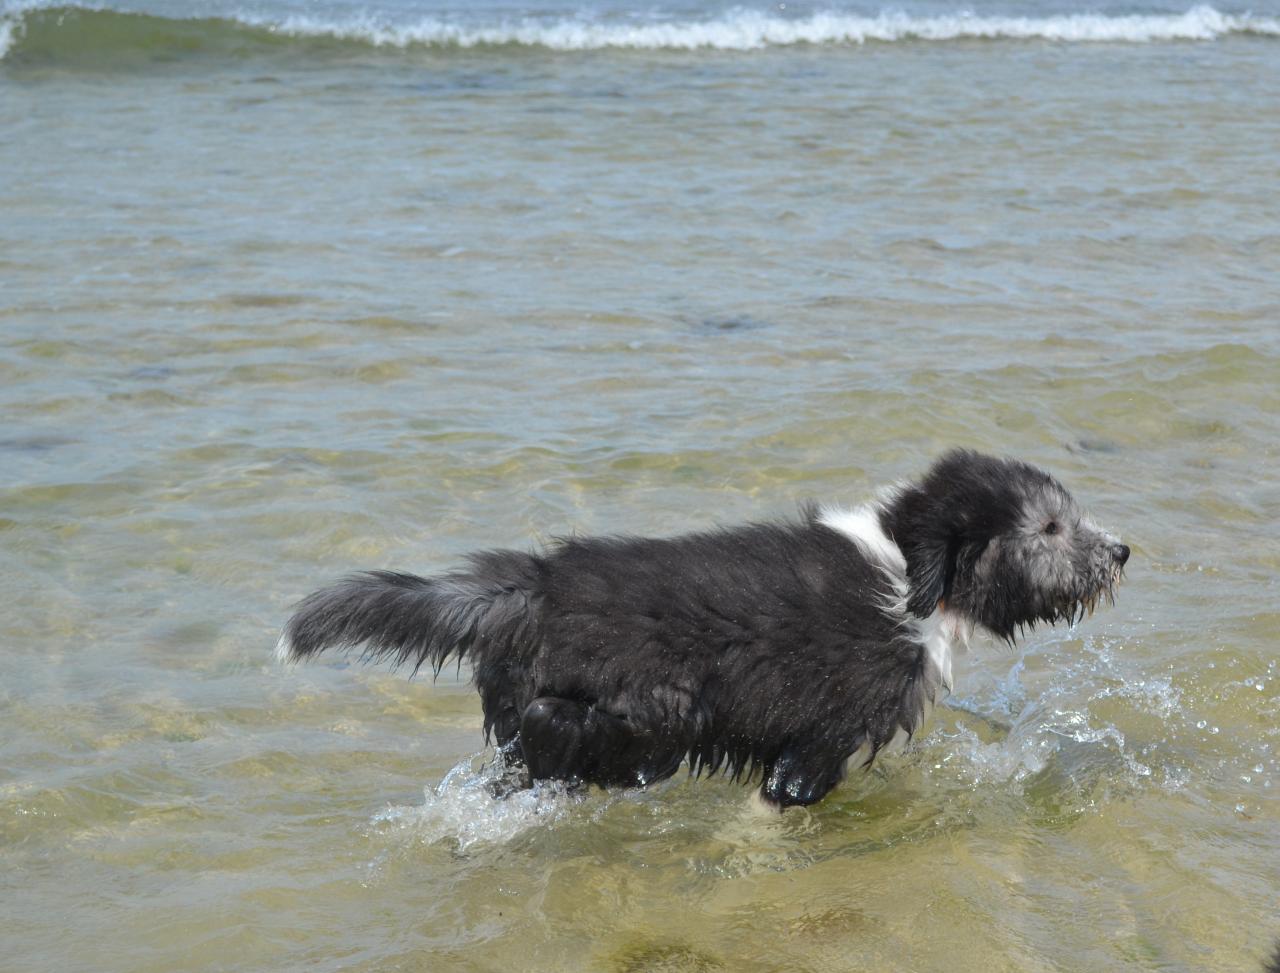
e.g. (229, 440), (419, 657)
(1112, 543), (1130, 566)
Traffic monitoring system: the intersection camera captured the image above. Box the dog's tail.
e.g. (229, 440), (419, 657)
(276, 550), (542, 677)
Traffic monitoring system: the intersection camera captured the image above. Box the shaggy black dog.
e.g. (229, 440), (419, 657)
(278, 449), (1128, 808)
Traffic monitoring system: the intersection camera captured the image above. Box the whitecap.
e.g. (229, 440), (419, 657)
(259, 6), (1280, 51)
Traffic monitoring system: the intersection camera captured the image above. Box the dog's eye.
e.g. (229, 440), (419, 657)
(1044, 520), (1059, 535)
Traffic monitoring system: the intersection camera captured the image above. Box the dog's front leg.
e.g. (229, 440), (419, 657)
(759, 748), (846, 809)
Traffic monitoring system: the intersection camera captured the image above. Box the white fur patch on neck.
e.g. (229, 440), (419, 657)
(817, 502), (968, 694)
(817, 503), (906, 575)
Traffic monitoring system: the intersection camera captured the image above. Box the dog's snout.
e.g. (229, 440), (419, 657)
(1112, 543), (1130, 566)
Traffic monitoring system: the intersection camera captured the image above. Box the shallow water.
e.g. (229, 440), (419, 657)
(2, 1), (1279, 970)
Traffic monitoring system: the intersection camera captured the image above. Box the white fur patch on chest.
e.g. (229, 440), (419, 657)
(913, 604), (970, 693)
(817, 502), (968, 694)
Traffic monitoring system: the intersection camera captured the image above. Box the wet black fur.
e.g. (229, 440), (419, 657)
(280, 450), (1126, 808)
(1266, 942), (1280, 973)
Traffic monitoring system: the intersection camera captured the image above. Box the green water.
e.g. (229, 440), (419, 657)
(2, 24), (1279, 973)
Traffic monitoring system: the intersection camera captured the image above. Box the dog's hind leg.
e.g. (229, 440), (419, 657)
(477, 674), (523, 750)
(518, 696), (684, 789)
(474, 666), (532, 797)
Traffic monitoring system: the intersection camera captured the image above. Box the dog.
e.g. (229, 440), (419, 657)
(277, 449), (1128, 809)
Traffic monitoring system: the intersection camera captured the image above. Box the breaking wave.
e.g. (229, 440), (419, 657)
(3, 4), (1278, 64)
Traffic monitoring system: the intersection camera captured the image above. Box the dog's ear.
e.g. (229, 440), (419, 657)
(903, 534), (954, 618)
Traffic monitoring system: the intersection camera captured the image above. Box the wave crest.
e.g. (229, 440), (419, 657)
(2, 4), (1278, 64)
(279, 5), (1280, 50)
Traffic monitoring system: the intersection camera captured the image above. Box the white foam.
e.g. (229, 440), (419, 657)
(0, 0), (99, 61)
(259, 6), (1280, 51)
(0, 0), (43, 60)
(3, 4), (1275, 63)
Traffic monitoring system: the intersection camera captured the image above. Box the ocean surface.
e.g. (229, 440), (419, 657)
(2, 0), (1279, 970)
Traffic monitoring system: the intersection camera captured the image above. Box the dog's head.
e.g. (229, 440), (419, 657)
(885, 450), (1128, 641)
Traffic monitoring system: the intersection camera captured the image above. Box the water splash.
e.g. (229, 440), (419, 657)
(931, 634), (1175, 795)
(368, 747), (579, 854)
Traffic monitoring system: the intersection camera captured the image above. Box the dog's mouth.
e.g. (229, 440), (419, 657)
(1058, 561), (1126, 626)
(977, 553), (1128, 644)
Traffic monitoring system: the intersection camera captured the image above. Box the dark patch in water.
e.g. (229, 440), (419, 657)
(608, 940), (723, 973)
(129, 366), (175, 380)
(223, 292), (307, 308)
(943, 700), (1013, 738)
(693, 315), (772, 334)
(783, 904), (875, 939)
(1066, 438), (1122, 455)
(0, 436), (76, 452)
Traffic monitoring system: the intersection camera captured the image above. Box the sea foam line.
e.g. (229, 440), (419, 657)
(2, 4), (1277, 60)
(259, 5), (1280, 50)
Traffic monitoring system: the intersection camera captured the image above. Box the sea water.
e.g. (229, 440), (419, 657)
(2, 0), (1278, 970)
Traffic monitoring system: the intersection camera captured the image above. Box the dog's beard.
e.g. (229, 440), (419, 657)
(1029, 560), (1127, 633)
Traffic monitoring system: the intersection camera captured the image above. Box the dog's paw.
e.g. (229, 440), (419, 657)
(759, 751), (844, 809)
